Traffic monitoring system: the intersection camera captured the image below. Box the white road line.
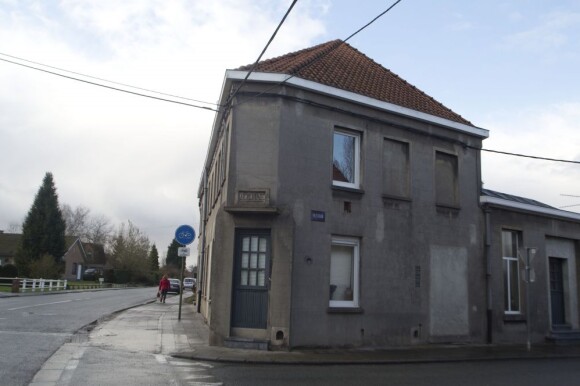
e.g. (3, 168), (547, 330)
(7, 299), (72, 311)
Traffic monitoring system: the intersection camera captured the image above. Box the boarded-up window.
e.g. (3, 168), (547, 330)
(383, 138), (409, 198)
(435, 151), (458, 206)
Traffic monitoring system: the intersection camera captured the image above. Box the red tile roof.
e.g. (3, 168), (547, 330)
(237, 40), (472, 126)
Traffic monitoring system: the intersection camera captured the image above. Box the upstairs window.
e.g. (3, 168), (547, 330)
(333, 129), (360, 189)
(435, 151), (458, 207)
(383, 138), (410, 198)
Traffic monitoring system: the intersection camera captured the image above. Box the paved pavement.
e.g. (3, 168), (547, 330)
(25, 290), (580, 385)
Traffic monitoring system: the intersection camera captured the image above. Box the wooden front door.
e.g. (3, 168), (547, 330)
(231, 230), (270, 329)
(549, 257), (566, 325)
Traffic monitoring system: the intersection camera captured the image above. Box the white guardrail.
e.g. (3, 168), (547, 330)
(0, 277), (68, 293)
(20, 278), (68, 292)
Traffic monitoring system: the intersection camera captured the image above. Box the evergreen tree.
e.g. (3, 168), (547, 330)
(149, 244), (160, 272)
(17, 172), (66, 276)
(165, 239), (181, 267)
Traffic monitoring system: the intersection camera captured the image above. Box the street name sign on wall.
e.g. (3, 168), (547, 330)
(175, 225), (195, 245)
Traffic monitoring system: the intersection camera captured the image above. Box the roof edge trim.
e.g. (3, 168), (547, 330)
(480, 196), (580, 222)
(227, 70), (489, 138)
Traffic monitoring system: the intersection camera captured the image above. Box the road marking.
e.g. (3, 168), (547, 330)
(8, 299), (72, 311)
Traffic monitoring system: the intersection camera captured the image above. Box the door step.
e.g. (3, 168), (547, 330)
(546, 328), (580, 345)
(224, 337), (269, 351)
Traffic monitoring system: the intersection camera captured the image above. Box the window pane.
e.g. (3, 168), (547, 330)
(257, 271), (265, 286)
(242, 237), (250, 252)
(241, 270), (248, 286)
(250, 253), (257, 269)
(333, 132), (355, 183)
(330, 244), (354, 301)
(249, 271), (257, 286)
(241, 253), (249, 268)
(258, 253), (266, 269)
(251, 237), (258, 252)
(259, 238), (267, 252)
(503, 260), (509, 310)
(509, 260), (520, 311)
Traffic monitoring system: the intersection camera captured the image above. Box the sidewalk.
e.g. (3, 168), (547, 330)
(171, 299), (580, 365)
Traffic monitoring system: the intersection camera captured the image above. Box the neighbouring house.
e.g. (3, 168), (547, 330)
(62, 238), (108, 281)
(196, 40), (491, 349)
(481, 189), (580, 344)
(0, 231), (19, 266)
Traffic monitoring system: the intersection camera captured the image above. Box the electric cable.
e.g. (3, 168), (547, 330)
(230, 0), (404, 109)
(225, 0), (298, 107)
(0, 56), (218, 111)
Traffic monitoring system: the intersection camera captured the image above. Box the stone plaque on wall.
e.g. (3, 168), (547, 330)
(235, 189), (270, 208)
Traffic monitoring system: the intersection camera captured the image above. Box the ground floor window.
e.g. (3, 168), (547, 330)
(502, 229), (521, 313)
(329, 236), (360, 308)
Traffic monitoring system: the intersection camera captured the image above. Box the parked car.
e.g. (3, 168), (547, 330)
(82, 268), (100, 281)
(168, 278), (181, 294)
(183, 277), (196, 291)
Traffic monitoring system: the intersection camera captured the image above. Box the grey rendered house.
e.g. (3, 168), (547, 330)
(197, 40), (491, 349)
(481, 189), (580, 344)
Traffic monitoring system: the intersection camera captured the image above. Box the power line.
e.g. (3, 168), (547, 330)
(0, 56), (219, 112)
(0, 52), (219, 106)
(231, 0), (404, 108)
(478, 147), (580, 165)
(225, 0), (298, 107)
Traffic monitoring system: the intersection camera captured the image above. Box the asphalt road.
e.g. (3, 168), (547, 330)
(210, 358), (580, 386)
(0, 287), (156, 386)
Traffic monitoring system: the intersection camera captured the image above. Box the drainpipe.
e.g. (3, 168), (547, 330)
(484, 205), (493, 343)
(197, 167), (208, 313)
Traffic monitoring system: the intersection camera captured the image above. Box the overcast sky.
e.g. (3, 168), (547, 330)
(1, 0), (579, 266)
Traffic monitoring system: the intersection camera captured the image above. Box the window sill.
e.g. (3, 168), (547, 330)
(382, 194), (411, 202)
(503, 313), (526, 323)
(331, 185), (365, 195)
(327, 307), (364, 314)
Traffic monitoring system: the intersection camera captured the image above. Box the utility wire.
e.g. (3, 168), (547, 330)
(230, 0), (404, 108)
(225, 0), (298, 107)
(0, 56), (218, 111)
(0, 52), (219, 106)
(477, 147), (580, 165)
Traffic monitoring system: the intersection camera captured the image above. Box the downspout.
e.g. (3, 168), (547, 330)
(197, 168), (208, 313)
(484, 204), (492, 343)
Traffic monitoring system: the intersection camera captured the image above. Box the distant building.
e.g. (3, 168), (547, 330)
(0, 231), (20, 266)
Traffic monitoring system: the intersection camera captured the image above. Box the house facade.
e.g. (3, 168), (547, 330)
(0, 231), (19, 266)
(62, 238), (108, 281)
(197, 40), (492, 348)
(481, 189), (580, 344)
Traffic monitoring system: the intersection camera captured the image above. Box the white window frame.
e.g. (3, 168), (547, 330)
(502, 230), (521, 314)
(329, 236), (360, 308)
(332, 129), (361, 189)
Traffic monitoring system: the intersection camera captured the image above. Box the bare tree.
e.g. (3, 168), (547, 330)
(61, 204), (113, 249)
(62, 204), (90, 238)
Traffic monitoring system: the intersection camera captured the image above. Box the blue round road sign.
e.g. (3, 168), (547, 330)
(175, 225), (195, 245)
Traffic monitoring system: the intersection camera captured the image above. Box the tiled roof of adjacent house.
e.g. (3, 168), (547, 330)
(481, 189), (556, 209)
(237, 40), (472, 126)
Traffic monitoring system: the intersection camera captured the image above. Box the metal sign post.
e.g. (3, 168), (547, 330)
(175, 225), (195, 321)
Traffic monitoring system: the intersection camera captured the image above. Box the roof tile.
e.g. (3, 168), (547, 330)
(237, 40), (472, 126)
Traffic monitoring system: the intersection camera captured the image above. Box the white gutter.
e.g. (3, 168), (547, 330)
(226, 70), (489, 139)
(480, 195), (580, 222)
